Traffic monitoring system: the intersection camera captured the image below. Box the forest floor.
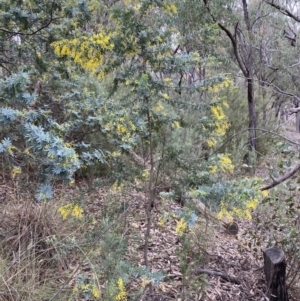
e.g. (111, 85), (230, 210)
(1, 123), (300, 300)
(123, 194), (268, 301)
(118, 122), (300, 301)
(116, 189), (299, 301)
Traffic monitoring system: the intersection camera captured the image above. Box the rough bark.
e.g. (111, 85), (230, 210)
(263, 247), (289, 301)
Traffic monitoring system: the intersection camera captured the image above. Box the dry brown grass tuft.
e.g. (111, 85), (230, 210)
(1, 199), (59, 258)
(0, 192), (71, 301)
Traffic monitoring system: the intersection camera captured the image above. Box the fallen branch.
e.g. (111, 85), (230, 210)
(193, 268), (241, 284)
(260, 163), (300, 191)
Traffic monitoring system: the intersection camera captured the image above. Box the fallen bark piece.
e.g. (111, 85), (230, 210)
(263, 247), (288, 301)
(193, 268), (241, 285)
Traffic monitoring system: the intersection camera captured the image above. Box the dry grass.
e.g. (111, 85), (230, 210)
(0, 192), (71, 301)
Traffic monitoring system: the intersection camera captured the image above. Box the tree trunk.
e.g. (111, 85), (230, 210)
(263, 247), (289, 301)
(243, 0), (256, 151)
(247, 77), (256, 150)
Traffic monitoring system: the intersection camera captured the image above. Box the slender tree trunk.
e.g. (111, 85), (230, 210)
(144, 110), (155, 268)
(247, 77), (257, 150)
(242, 0), (257, 151)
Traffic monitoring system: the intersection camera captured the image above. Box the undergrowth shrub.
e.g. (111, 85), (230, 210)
(176, 217), (210, 299)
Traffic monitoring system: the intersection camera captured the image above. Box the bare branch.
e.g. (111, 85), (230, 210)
(202, 0), (248, 76)
(260, 163), (300, 191)
(256, 78), (300, 102)
(264, 0), (300, 23)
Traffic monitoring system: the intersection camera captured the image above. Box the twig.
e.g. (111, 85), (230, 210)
(193, 268), (241, 284)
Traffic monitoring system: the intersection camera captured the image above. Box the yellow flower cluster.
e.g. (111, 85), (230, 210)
(176, 218), (187, 236)
(219, 155), (234, 173)
(115, 278), (127, 301)
(221, 77), (232, 88)
(211, 105), (225, 120)
(163, 4), (177, 14)
(215, 121), (230, 136)
(209, 166), (217, 174)
(246, 198), (259, 210)
(206, 138), (216, 148)
(210, 103), (230, 136)
(91, 285), (101, 298)
(218, 196), (262, 221)
(163, 77), (172, 84)
(172, 121), (181, 129)
(73, 282), (100, 300)
(223, 100), (229, 108)
(112, 181), (125, 193)
(207, 77), (233, 93)
(117, 124), (127, 133)
(162, 93), (169, 100)
(11, 166), (21, 179)
(111, 150), (121, 158)
(158, 217), (166, 226)
(217, 201), (233, 221)
(58, 203), (84, 220)
(232, 207), (246, 219)
(105, 115), (137, 144)
(208, 84), (220, 93)
(52, 33), (113, 74)
(153, 102), (165, 113)
(220, 198), (259, 221)
(141, 276), (151, 288)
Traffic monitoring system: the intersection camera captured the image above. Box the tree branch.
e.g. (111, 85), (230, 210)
(264, 0), (300, 23)
(202, 0), (248, 77)
(260, 163), (300, 191)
